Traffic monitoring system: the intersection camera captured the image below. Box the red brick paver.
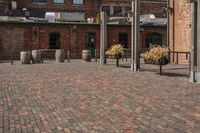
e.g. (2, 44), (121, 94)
(0, 60), (200, 133)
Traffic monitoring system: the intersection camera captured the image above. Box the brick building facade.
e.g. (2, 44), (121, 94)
(0, 22), (166, 60)
(16, 0), (98, 18)
(100, 0), (166, 18)
(168, 0), (200, 83)
(0, 0), (167, 60)
(169, 0), (192, 64)
(0, 0), (167, 19)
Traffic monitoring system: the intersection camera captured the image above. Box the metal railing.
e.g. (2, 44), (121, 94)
(94, 48), (132, 62)
(138, 49), (191, 65)
(168, 51), (191, 76)
(168, 51), (190, 64)
(40, 49), (71, 62)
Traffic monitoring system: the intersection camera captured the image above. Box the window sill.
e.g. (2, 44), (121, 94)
(72, 4), (84, 6)
(52, 3), (67, 5)
(32, 3), (47, 5)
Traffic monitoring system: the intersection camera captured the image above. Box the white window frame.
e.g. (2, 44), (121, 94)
(53, 0), (65, 4)
(73, 0), (84, 5)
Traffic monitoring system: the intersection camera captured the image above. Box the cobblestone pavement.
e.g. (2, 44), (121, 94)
(0, 59), (200, 133)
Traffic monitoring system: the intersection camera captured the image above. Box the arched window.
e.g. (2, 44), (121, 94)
(49, 32), (60, 49)
(145, 32), (162, 48)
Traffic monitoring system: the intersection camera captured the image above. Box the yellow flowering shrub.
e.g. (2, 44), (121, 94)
(105, 44), (124, 57)
(141, 46), (169, 64)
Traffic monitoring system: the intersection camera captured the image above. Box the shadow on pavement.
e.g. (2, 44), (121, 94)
(119, 64), (189, 77)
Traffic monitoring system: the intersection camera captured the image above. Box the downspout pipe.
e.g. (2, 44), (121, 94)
(167, 0), (169, 48)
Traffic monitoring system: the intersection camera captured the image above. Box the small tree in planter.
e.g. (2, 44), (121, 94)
(105, 44), (124, 67)
(141, 46), (169, 75)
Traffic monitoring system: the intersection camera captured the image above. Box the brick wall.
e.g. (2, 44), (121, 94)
(0, 23), (101, 59)
(169, 0), (192, 63)
(16, 0), (98, 18)
(100, 0), (167, 18)
(140, 26), (167, 48)
(140, 1), (167, 18)
(107, 25), (131, 48)
(0, 26), (24, 59)
(0, 23), (166, 60)
(36, 25), (100, 58)
(0, 0), (166, 18)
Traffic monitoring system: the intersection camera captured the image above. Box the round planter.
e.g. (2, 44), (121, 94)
(82, 50), (91, 62)
(55, 49), (65, 63)
(32, 50), (41, 64)
(20, 51), (31, 64)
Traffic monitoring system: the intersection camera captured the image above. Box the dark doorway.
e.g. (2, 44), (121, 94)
(49, 32), (61, 49)
(119, 33), (128, 48)
(85, 32), (96, 57)
(146, 32), (162, 48)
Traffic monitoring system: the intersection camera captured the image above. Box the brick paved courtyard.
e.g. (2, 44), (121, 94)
(0, 59), (200, 133)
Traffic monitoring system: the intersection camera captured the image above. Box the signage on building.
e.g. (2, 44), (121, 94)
(60, 12), (85, 22)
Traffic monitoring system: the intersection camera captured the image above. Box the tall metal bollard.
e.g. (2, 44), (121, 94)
(67, 50), (70, 62)
(95, 49), (97, 62)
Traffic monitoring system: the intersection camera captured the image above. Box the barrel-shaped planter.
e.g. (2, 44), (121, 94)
(20, 51), (31, 64)
(32, 50), (41, 64)
(82, 50), (91, 62)
(55, 49), (65, 62)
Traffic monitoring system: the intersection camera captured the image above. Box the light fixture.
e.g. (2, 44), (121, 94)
(163, 7), (173, 15)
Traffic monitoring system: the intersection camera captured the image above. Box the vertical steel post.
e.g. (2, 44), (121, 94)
(67, 50), (70, 62)
(100, 12), (107, 66)
(190, 2), (198, 82)
(134, 0), (140, 71)
(131, 1), (135, 71)
(95, 49), (97, 62)
(197, 1), (200, 84)
(167, 0), (170, 47)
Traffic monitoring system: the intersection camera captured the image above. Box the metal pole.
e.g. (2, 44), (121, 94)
(189, 52), (191, 77)
(67, 50), (70, 62)
(167, 0), (169, 47)
(116, 58), (119, 67)
(100, 12), (107, 66)
(134, 0), (140, 71)
(190, 2), (198, 82)
(10, 52), (13, 65)
(168, 52), (171, 63)
(160, 64), (162, 75)
(197, 1), (200, 84)
(131, 1), (135, 71)
(95, 49), (97, 62)
(176, 52), (178, 64)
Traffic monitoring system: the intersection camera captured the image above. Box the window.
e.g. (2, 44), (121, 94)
(145, 32), (162, 48)
(101, 5), (110, 16)
(119, 33), (128, 48)
(53, 0), (65, 4)
(32, 0), (46, 3)
(49, 32), (61, 49)
(114, 6), (122, 16)
(125, 6), (132, 16)
(73, 0), (84, 5)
